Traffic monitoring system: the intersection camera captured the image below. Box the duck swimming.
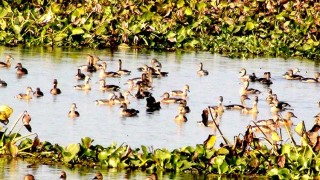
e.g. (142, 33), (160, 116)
(16, 87), (33, 100)
(68, 103), (80, 118)
(33, 87), (44, 97)
(239, 79), (261, 96)
(50, 79), (61, 95)
(171, 84), (190, 98)
(197, 62), (209, 76)
(120, 102), (139, 117)
(15, 62), (28, 75)
(0, 55), (13, 68)
(0, 78), (7, 87)
(242, 96), (259, 114)
(99, 62), (120, 78)
(117, 59), (131, 75)
(225, 95), (250, 110)
(75, 68), (85, 80)
(95, 93), (116, 105)
(161, 92), (184, 103)
(301, 72), (320, 83)
(98, 79), (120, 92)
(93, 171), (103, 180)
(146, 93), (161, 112)
(74, 76), (91, 90)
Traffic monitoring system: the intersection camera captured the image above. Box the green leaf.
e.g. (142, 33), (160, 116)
(217, 147), (229, 155)
(71, 27), (85, 35)
(281, 144), (291, 155)
(98, 151), (109, 162)
(0, 105), (13, 123)
(108, 155), (120, 168)
(203, 135), (217, 149)
(81, 137), (93, 149)
(0, 7), (8, 18)
(12, 25), (22, 35)
(184, 8), (193, 16)
(54, 33), (68, 42)
(294, 122), (303, 136)
(177, 0), (185, 8)
(246, 21), (255, 31)
(63, 143), (80, 163)
(271, 131), (281, 142)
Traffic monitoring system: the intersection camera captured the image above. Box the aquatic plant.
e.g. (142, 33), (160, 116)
(0, 0), (320, 59)
(1, 108), (320, 178)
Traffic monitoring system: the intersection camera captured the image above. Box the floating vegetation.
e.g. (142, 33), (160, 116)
(1, 107), (320, 179)
(0, 0), (320, 59)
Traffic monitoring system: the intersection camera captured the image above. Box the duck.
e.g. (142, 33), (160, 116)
(239, 68), (256, 82)
(155, 68), (169, 77)
(307, 124), (320, 146)
(270, 94), (291, 109)
(0, 79), (7, 87)
(114, 91), (133, 105)
(178, 99), (190, 114)
(283, 69), (303, 80)
(79, 55), (97, 73)
(33, 87), (44, 97)
(146, 93), (161, 112)
(224, 95), (250, 110)
(137, 64), (149, 73)
(242, 96), (259, 114)
(270, 99), (292, 114)
(98, 79), (120, 92)
(135, 84), (152, 99)
(99, 62), (120, 78)
(60, 171), (67, 180)
(256, 114), (280, 127)
(161, 92), (184, 103)
(278, 111), (297, 127)
(151, 58), (162, 70)
(197, 62), (209, 76)
(15, 62), (28, 75)
(75, 68), (86, 80)
(209, 96), (224, 116)
(171, 84), (190, 98)
(197, 108), (218, 127)
(93, 171), (103, 180)
(239, 79), (261, 96)
(174, 110), (188, 122)
(145, 172), (158, 180)
(16, 87), (33, 100)
(251, 124), (276, 134)
(117, 59), (131, 75)
(22, 112), (32, 132)
(301, 72), (320, 83)
(0, 55), (13, 68)
(120, 102), (139, 117)
(24, 174), (35, 180)
(257, 72), (273, 85)
(68, 103), (80, 118)
(266, 88), (274, 104)
(74, 76), (91, 90)
(50, 79), (61, 95)
(95, 93), (116, 105)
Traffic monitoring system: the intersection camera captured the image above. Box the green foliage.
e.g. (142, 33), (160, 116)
(0, 0), (319, 59)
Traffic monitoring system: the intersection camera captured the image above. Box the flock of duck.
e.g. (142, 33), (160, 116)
(23, 170), (158, 180)
(1, 53), (320, 178)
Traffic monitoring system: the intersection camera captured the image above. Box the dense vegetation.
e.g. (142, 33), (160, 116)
(0, 0), (320, 59)
(1, 108), (320, 178)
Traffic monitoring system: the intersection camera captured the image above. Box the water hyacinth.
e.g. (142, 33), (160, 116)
(0, 1), (320, 59)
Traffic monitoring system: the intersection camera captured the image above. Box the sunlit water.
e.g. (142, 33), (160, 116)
(0, 46), (320, 179)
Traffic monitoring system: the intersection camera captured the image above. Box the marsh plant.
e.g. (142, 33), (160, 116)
(1, 105), (320, 178)
(0, 0), (320, 59)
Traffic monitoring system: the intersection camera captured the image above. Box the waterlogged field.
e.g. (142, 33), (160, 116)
(0, 46), (320, 178)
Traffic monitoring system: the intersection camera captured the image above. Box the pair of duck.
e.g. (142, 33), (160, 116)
(95, 91), (132, 106)
(239, 68), (273, 85)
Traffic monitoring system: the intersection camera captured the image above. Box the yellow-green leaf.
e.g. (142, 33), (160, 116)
(295, 122), (303, 136)
(246, 22), (255, 31)
(0, 105), (13, 124)
(185, 8), (193, 16)
(71, 27), (84, 35)
(271, 131), (281, 142)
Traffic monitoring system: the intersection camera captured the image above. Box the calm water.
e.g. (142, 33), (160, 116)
(0, 46), (320, 179)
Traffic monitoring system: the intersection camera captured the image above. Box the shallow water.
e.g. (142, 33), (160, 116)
(0, 46), (320, 179)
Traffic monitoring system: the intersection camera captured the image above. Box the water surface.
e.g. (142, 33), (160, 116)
(0, 46), (319, 179)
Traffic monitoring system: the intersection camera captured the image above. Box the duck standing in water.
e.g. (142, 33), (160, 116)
(33, 87), (44, 97)
(50, 79), (61, 95)
(15, 62), (28, 75)
(197, 62), (209, 76)
(68, 103), (80, 118)
(16, 87), (33, 100)
(0, 55), (13, 68)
